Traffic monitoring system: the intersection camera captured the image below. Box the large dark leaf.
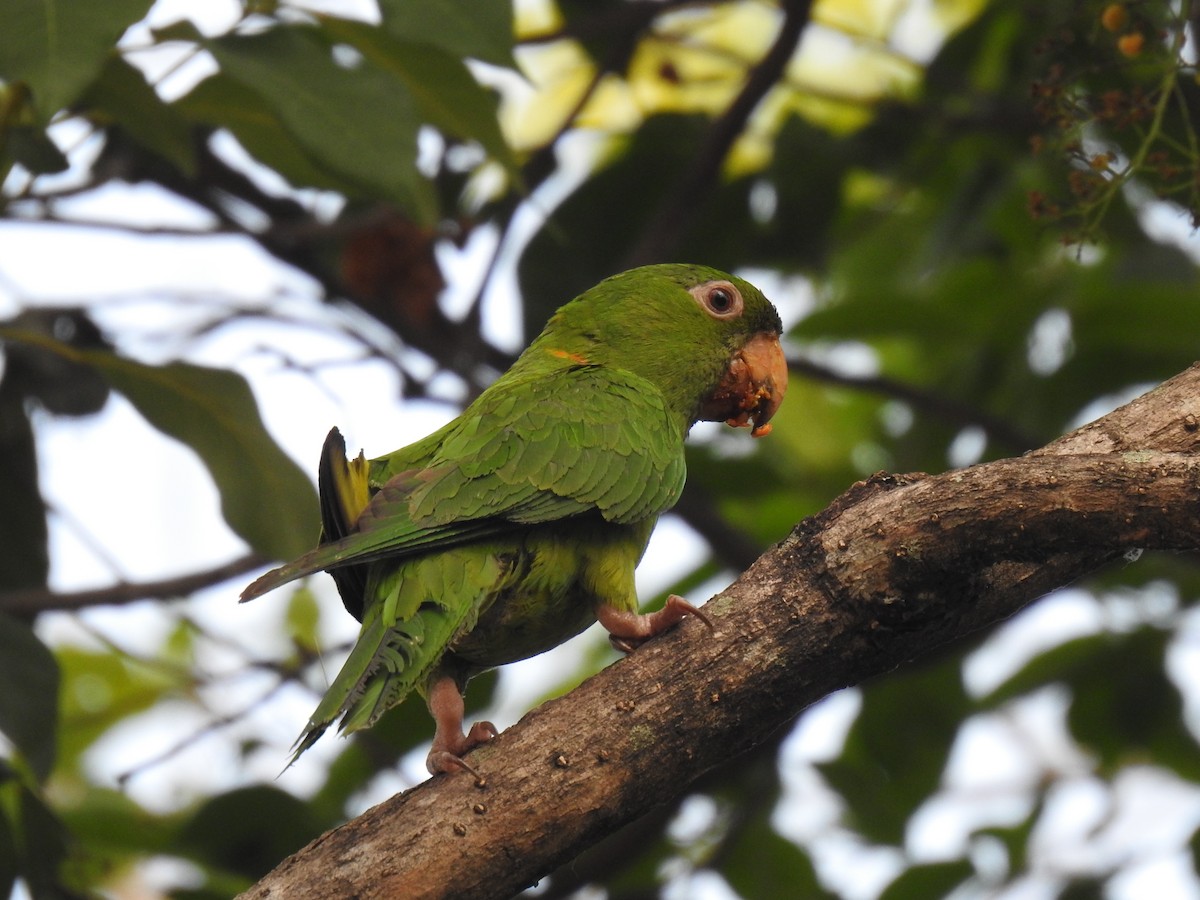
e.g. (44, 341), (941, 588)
(0, 384), (48, 591)
(3, 123), (69, 175)
(818, 657), (971, 847)
(82, 56), (196, 174)
(321, 18), (516, 177)
(174, 71), (350, 194)
(203, 25), (434, 220)
(0, 329), (317, 562)
(377, 0), (515, 68)
(877, 859), (975, 900)
(0, 613), (58, 781)
(0, 795), (15, 900)
(0, 0), (155, 116)
(15, 782), (70, 898)
(177, 785), (323, 881)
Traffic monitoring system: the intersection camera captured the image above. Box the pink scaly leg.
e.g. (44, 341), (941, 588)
(596, 594), (713, 654)
(425, 675), (497, 779)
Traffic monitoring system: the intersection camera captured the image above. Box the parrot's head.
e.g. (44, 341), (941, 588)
(533, 264), (788, 438)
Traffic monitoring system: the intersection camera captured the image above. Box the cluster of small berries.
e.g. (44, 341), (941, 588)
(1024, 2), (1199, 237)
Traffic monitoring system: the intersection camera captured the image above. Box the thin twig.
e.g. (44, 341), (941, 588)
(0, 553), (269, 615)
(625, 0), (816, 266)
(789, 357), (1041, 453)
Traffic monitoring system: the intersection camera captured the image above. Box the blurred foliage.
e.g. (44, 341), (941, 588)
(3, 0), (1200, 897)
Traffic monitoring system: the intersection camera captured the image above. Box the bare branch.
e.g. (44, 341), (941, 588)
(0, 215), (230, 237)
(241, 367), (1200, 900)
(0, 553), (268, 615)
(626, 0), (816, 266)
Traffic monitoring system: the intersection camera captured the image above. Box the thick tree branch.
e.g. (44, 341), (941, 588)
(242, 364), (1200, 900)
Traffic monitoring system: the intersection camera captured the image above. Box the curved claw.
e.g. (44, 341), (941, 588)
(671, 595), (713, 631)
(426, 719), (497, 779)
(427, 749), (482, 779)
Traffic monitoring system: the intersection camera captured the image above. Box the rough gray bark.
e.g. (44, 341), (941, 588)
(242, 363), (1200, 900)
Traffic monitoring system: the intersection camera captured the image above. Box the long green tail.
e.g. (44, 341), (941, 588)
(288, 550), (500, 766)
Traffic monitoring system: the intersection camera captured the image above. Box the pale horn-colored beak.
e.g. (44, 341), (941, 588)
(697, 332), (788, 438)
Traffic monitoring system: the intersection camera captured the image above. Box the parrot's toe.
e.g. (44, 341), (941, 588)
(609, 634), (641, 654)
(426, 719), (497, 780)
(467, 719), (499, 745)
(598, 593), (714, 654)
(427, 749), (483, 780)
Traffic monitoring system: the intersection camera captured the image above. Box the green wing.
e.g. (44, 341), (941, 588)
(240, 365), (686, 602)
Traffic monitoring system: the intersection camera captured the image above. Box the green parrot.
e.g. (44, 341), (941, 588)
(241, 263), (787, 776)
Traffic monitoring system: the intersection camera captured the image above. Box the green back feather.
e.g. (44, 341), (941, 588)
(241, 365), (686, 599)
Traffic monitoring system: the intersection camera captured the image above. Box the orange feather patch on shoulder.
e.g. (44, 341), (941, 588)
(548, 348), (590, 365)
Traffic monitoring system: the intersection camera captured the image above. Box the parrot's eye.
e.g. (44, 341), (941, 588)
(690, 281), (744, 320)
(709, 288), (734, 311)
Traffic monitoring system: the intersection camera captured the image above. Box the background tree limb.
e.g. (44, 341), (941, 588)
(242, 366), (1200, 900)
(0, 554), (267, 616)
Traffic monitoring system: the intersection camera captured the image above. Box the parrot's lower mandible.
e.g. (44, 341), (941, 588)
(241, 263), (788, 778)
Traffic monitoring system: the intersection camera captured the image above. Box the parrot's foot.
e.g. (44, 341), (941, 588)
(426, 720), (498, 780)
(426, 675), (497, 781)
(597, 594), (714, 654)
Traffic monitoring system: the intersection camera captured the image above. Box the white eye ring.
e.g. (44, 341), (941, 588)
(689, 280), (744, 320)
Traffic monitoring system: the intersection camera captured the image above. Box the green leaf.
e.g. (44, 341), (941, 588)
(0, 799), (15, 900)
(320, 18), (517, 177)
(818, 657), (971, 847)
(177, 786), (323, 881)
(4, 124), (69, 174)
(56, 646), (181, 773)
(82, 56), (196, 175)
(877, 859), (975, 900)
(285, 586), (321, 654)
(720, 806), (831, 898)
(0, 613), (59, 781)
(203, 25), (435, 220)
(175, 72), (349, 194)
(80, 351), (319, 562)
(1065, 628), (1197, 779)
(0, 327), (318, 562)
(0, 386), (48, 590)
(56, 786), (181, 887)
(1058, 877), (1108, 900)
(377, 0), (515, 67)
(15, 781), (70, 898)
(0, 0), (156, 117)
(984, 625), (1199, 780)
